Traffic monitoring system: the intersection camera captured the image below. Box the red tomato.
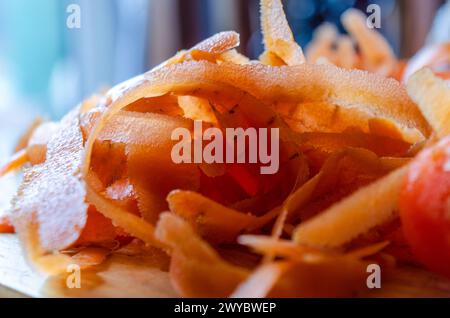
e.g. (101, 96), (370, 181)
(400, 137), (450, 278)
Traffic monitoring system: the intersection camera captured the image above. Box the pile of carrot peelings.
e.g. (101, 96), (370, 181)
(0, 0), (439, 297)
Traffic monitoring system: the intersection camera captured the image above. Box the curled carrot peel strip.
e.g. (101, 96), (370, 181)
(155, 213), (249, 297)
(239, 235), (389, 261)
(231, 261), (290, 298)
(82, 59), (430, 190)
(293, 165), (409, 248)
(14, 118), (44, 153)
(260, 0), (305, 65)
(341, 9), (396, 76)
(306, 23), (339, 64)
(143, 62), (431, 138)
(167, 190), (280, 244)
(154, 31), (240, 70)
(0, 149), (28, 178)
(71, 247), (110, 269)
(20, 220), (73, 275)
(403, 43), (450, 82)
(260, 170), (320, 263)
(407, 68), (450, 138)
(233, 238), (388, 298)
(86, 184), (165, 250)
(303, 9), (409, 79)
(12, 107), (88, 254)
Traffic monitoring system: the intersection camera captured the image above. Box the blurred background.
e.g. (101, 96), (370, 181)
(0, 0), (449, 163)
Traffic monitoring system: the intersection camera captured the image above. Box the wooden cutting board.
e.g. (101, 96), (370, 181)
(0, 235), (178, 298)
(1, 234), (450, 298)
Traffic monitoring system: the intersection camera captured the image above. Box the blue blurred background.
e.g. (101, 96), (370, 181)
(0, 0), (448, 162)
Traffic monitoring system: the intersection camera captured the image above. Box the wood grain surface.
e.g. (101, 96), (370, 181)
(0, 235), (177, 298)
(1, 234), (450, 298)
